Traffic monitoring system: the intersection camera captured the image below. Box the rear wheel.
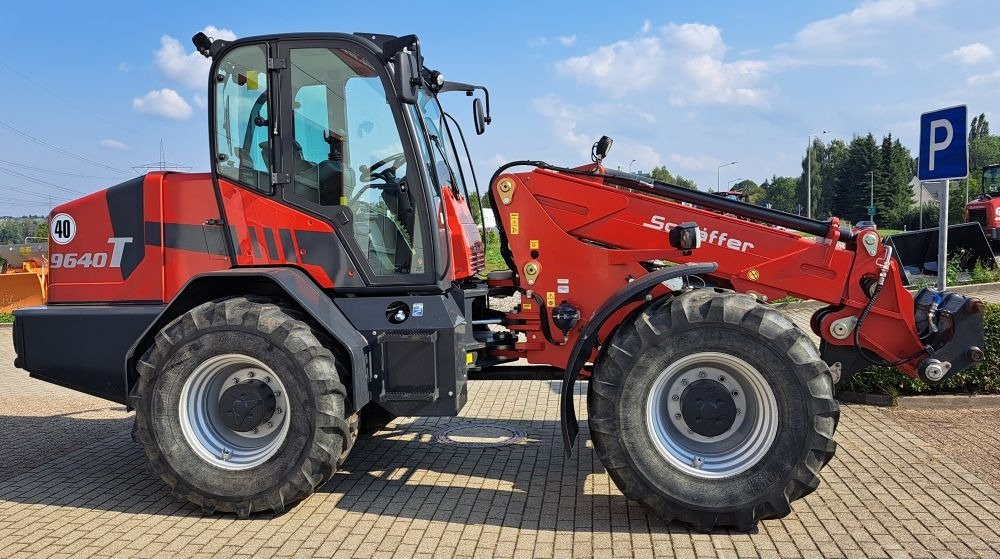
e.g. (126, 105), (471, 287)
(588, 289), (839, 531)
(132, 297), (352, 517)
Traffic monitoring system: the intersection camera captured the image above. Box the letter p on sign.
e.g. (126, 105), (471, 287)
(919, 105), (968, 181)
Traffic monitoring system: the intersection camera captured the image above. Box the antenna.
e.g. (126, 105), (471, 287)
(131, 139), (192, 174)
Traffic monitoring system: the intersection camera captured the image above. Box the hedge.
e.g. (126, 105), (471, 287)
(839, 302), (1000, 396)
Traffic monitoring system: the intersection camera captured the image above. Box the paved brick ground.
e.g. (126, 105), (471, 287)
(2, 326), (1000, 558)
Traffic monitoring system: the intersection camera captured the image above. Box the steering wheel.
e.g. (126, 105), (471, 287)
(360, 152), (406, 183)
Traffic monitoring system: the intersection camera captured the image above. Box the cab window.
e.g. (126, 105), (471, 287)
(288, 47), (426, 276)
(214, 44), (271, 192)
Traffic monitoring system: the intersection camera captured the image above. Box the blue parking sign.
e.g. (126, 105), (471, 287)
(918, 105), (968, 181)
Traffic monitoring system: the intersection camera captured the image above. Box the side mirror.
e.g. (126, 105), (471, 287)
(473, 97), (487, 135)
(393, 51), (419, 104)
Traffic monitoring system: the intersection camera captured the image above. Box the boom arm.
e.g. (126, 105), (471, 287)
(487, 162), (985, 386)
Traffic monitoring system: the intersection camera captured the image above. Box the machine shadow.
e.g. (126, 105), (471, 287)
(319, 417), (698, 535)
(0, 412), (704, 535)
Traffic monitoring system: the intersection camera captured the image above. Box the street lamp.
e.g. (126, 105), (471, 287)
(717, 161), (738, 193)
(629, 159), (637, 173)
(868, 170), (875, 219)
(807, 130), (828, 218)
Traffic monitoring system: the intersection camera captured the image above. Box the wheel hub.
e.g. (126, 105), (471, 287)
(218, 379), (276, 432)
(680, 380), (737, 437)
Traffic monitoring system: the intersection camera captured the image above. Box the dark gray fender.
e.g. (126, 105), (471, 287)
(560, 262), (719, 455)
(126, 267), (371, 408)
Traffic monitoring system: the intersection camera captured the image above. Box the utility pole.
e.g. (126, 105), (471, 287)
(869, 170), (874, 220)
(806, 131), (828, 218)
(629, 159), (637, 173)
(717, 161), (738, 193)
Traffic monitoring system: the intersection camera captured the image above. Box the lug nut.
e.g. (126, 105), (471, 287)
(247, 371), (255, 378)
(736, 409), (742, 415)
(732, 390), (739, 397)
(264, 377), (271, 383)
(276, 408), (283, 414)
(698, 371), (706, 378)
(674, 413), (682, 420)
(718, 376), (726, 382)
(266, 422), (273, 428)
(671, 395), (680, 401)
(680, 379), (688, 386)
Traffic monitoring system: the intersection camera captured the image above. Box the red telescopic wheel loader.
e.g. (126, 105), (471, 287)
(11, 32), (985, 530)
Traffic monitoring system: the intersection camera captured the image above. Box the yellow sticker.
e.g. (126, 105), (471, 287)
(19, 246), (31, 255)
(466, 352), (474, 365)
(246, 70), (260, 91)
(529, 239), (539, 250)
(546, 292), (555, 307)
(747, 269), (760, 281)
(510, 213), (519, 235)
(522, 303), (533, 311)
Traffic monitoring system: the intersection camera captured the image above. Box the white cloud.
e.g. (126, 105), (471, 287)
(532, 95), (591, 154)
(99, 139), (129, 150)
(640, 20), (652, 34)
(555, 23), (770, 107)
(531, 95), (661, 169)
(132, 89), (193, 120)
(117, 62), (130, 73)
(193, 94), (207, 109)
(946, 43), (994, 65)
(968, 69), (1000, 86)
(155, 26), (236, 89)
(795, 0), (939, 50)
(557, 35), (577, 47)
(527, 37), (548, 48)
(668, 153), (719, 172)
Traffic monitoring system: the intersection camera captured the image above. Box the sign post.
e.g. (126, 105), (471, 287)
(918, 105), (968, 290)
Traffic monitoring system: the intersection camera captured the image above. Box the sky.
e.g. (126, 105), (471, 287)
(1, 0), (998, 216)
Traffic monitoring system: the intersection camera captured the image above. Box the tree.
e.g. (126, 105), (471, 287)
(648, 166), (699, 189)
(876, 134), (915, 228)
(757, 175), (799, 213)
(830, 134), (881, 223)
(799, 138), (828, 218)
(971, 113), (990, 142)
(468, 192), (483, 225)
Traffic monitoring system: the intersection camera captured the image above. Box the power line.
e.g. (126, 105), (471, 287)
(0, 120), (129, 174)
(0, 166), (88, 195)
(0, 183), (72, 202)
(0, 159), (121, 180)
(0, 60), (144, 138)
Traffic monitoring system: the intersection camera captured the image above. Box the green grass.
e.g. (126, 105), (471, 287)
(483, 231), (509, 273)
(0, 312), (13, 324)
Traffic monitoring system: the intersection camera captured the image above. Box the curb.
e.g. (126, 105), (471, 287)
(774, 281), (1000, 311)
(0, 322), (12, 328)
(896, 394), (1000, 409)
(836, 391), (895, 407)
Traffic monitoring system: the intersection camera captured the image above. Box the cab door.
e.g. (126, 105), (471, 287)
(273, 39), (440, 288)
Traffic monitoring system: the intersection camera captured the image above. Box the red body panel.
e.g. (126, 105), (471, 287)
(442, 187), (485, 280)
(965, 196), (1000, 239)
(491, 168), (925, 376)
(48, 173), (229, 304)
(217, 178), (362, 288)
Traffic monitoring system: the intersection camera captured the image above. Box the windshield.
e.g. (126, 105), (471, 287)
(985, 165), (1000, 194)
(417, 91), (468, 195)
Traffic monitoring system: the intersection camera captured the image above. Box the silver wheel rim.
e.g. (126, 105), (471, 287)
(645, 351), (778, 479)
(178, 354), (291, 471)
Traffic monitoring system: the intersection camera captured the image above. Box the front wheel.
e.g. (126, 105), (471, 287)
(588, 290), (839, 531)
(132, 297), (352, 517)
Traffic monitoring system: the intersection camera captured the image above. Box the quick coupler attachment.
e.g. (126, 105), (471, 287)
(912, 288), (986, 384)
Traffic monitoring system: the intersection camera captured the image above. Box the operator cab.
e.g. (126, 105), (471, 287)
(200, 31), (490, 287)
(982, 164), (1000, 197)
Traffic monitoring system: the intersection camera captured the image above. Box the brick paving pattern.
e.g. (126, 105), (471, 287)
(889, 406), (1000, 492)
(2, 327), (1000, 558)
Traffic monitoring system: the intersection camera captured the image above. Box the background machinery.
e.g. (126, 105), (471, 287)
(0, 241), (48, 313)
(11, 31), (985, 531)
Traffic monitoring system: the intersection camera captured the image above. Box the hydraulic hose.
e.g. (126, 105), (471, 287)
(853, 246), (928, 367)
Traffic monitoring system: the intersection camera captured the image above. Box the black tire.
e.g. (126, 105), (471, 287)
(588, 289), (839, 531)
(132, 297), (352, 518)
